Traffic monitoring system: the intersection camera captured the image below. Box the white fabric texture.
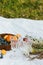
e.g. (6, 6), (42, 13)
(0, 17), (43, 65)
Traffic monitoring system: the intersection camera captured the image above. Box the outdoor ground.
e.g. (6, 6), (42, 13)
(0, 0), (43, 20)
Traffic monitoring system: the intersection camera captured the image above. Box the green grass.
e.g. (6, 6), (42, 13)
(0, 0), (43, 20)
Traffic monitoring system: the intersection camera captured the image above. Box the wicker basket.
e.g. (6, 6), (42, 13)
(0, 33), (15, 50)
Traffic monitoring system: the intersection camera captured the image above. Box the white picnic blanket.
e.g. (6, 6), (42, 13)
(0, 49), (43, 65)
(0, 17), (43, 38)
(0, 17), (43, 65)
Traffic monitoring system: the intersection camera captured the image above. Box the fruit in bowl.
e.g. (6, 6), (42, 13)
(0, 33), (22, 50)
(0, 33), (15, 50)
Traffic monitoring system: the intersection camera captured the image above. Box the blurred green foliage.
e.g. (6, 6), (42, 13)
(0, 0), (43, 20)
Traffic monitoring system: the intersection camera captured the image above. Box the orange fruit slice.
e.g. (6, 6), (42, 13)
(4, 35), (12, 42)
(1, 49), (6, 55)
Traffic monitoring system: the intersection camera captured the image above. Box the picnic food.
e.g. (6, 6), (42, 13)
(0, 33), (21, 50)
(22, 35), (43, 59)
(0, 33), (43, 59)
(4, 35), (18, 42)
(0, 37), (9, 45)
(30, 38), (43, 54)
(1, 49), (6, 55)
(4, 35), (12, 42)
(0, 33), (15, 50)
